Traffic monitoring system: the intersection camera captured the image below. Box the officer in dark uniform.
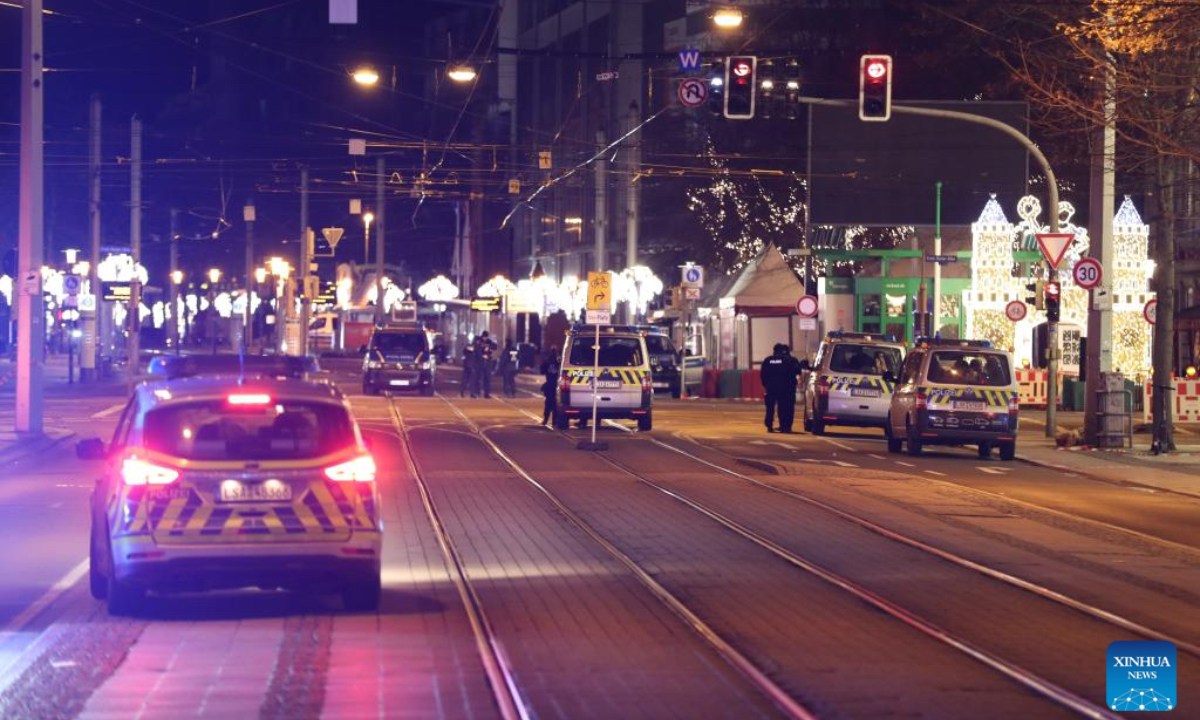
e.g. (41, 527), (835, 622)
(474, 331), (497, 398)
(539, 346), (561, 426)
(460, 338), (477, 398)
(760, 343), (801, 433)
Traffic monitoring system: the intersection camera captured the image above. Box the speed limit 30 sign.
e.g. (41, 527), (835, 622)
(1073, 256), (1103, 290)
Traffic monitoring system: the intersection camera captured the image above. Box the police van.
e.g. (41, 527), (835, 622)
(801, 332), (905, 435)
(885, 337), (1019, 460)
(555, 325), (653, 431)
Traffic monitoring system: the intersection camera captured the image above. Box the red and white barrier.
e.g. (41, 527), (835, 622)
(1016, 369), (1052, 407)
(1143, 379), (1200, 423)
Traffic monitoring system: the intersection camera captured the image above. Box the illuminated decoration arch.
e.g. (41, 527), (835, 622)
(418, 275), (460, 302)
(964, 194), (1152, 378)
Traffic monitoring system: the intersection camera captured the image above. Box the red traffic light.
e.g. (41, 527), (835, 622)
(865, 60), (888, 81)
(1045, 280), (1061, 299)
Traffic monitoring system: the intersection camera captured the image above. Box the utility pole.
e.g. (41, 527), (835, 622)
(84, 93), (101, 381)
(128, 115), (142, 389)
(1083, 59), (1117, 447)
(298, 167), (310, 356)
(243, 200), (255, 351)
(374, 156), (385, 327)
(594, 130), (607, 271)
(16, 0), (44, 435)
(169, 208), (179, 355)
(625, 101), (640, 270)
(933, 181), (943, 337)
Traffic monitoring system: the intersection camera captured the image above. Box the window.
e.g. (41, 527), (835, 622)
(144, 400), (355, 461)
(900, 352), (924, 385)
(568, 336), (644, 367)
(371, 332), (427, 357)
(111, 398), (136, 448)
(828, 344), (902, 376)
(927, 351), (1011, 387)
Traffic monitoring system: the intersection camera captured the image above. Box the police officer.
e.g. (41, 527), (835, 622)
(460, 337), (477, 398)
(760, 343), (801, 433)
(499, 339), (519, 398)
(539, 346), (561, 426)
(474, 331), (497, 398)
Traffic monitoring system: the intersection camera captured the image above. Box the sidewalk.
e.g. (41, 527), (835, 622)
(1016, 422), (1200, 499)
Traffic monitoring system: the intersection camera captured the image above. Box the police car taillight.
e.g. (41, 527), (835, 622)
(1008, 395), (1019, 415)
(915, 390), (928, 411)
(121, 457), (180, 486)
(816, 376), (830, 396)
(324, 455), (377, 483)
(559, 376), (571, 393)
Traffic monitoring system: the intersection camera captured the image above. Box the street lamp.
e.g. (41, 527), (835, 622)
(712, 6), (744, 28)
(171, 270), (183, 285)
(352, 65), (380, 87)
(362, 212), (374, 263)
(447, 65), (477, 83)
(208, 268), (221, 285)
(254, 267), (267, 284)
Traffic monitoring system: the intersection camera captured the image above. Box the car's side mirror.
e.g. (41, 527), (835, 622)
(798, 359), (811, 372)
(882, 370), (896, 384)
(76, 437), (107, 461)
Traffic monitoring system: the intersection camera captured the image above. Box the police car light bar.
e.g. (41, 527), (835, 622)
(914, 337), (993, 348)
(825, 331), (899, 343)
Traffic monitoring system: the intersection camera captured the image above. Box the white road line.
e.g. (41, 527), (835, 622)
(977, 466), (1005, 475)
(868, 454), (886, 460)
(90, 403), (125, 419)
(924, 470), (947, 477)
(895, 461), (916, 468)
(832, 461), (858, 468)
(819, 438), (857, 452)
(0, 559), (88, 642)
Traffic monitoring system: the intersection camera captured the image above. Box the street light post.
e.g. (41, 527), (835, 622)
(15, 0), (44, 435)
(207, 268), (221, 355)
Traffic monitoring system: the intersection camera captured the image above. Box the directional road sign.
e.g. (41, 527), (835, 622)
(587, 271), (613, 313)
(677, 78), (708, 108)
(1005, 299), (1027, 322)
(1035, 233), (1075, 270)
(63, 274), (82, 296)
(1073, 256), (1102, 290)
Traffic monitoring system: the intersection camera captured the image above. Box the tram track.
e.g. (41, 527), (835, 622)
(469, 395), (1198, 719)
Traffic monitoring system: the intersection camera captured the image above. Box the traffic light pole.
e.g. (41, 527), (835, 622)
(16, 0), (44, 435)
(800, 97), (1062, 436)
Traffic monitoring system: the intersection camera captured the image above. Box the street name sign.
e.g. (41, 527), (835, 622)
(924, 254), (957, 264)
(585, 310), (610, 325)
(1035, 233), (1075, 270)
(587, 271), (613, 312)
(1073, 256), (1102, 290)
(1005, 299), (1027, 322)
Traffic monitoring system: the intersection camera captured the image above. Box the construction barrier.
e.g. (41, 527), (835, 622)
(1142, 379), (1200, 423)
(741, 370), (765, 400)
(701, 368), (720, 398)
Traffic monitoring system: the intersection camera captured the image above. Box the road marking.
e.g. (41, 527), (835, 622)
(895, 461), (915, 467)
(976, 466), (1011, 475)
(0, 559), (88, 643)
(832, 461), (858, 468)
(819, 438), (857, 451)
(924, 470), (947, 477)
(90, 403), (125, 419)
(750, 440), (793, 450)
(868, 454), (886, 460)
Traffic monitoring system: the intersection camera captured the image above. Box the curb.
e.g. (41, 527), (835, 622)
(0, 430), (77, 468)
(735, 457), (784, 475)
(1016, 453), (1200, 501)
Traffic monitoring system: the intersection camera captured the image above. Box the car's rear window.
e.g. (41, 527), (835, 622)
(568, 336), (644, 367)
(828, 344), (901, 376)
(144, 400), (355, 460)
(927, 351), (1011, 387)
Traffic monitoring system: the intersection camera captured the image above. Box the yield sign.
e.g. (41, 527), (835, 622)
(321, 227), (345, 250)
(1035, 233), (1074, 270)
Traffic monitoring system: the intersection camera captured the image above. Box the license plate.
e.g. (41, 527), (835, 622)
(596, 380), (622, 389)
(219, 480), (292, 503)
(953, 401), (987, 411)
(390, 379), (411, 386)
(653, 382), (669, 388)
(851, 387), (881, 398)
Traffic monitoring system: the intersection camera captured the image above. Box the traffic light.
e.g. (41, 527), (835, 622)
(859, 54), (892, 121)
(724, 55), (757, 119)
(1045, 280), (1061, 322)
(1027, 278), (1046, 309)
(708, 59), (725, 115)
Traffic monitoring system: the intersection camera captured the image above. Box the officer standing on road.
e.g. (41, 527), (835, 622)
(499, 339), (518, 398)
(460, 337), (477, 398)
(474, 331), (497, 398)
(539, 346), (561, 426)
(760, 343), (801, 433)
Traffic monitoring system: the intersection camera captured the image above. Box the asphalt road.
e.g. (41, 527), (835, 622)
(0, 360), (1196, 719)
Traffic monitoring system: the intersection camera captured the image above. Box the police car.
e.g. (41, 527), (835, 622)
(801, 332), (905, 435)
(555, 325), (653, 431)
(362, 324), (436, 396)
(885, 338), (1019, 460)
(76, 376), (383, 614)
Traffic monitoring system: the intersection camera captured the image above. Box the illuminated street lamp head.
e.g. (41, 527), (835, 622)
(254, 268), (267, 284)
(447, 65), (478, 83)
(171, 270), (183, 285)
(363, 212), (375, 226)
(352, 66), (380, 87)
(207, 268), (221, 284)
(712, 7), (743, 28)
